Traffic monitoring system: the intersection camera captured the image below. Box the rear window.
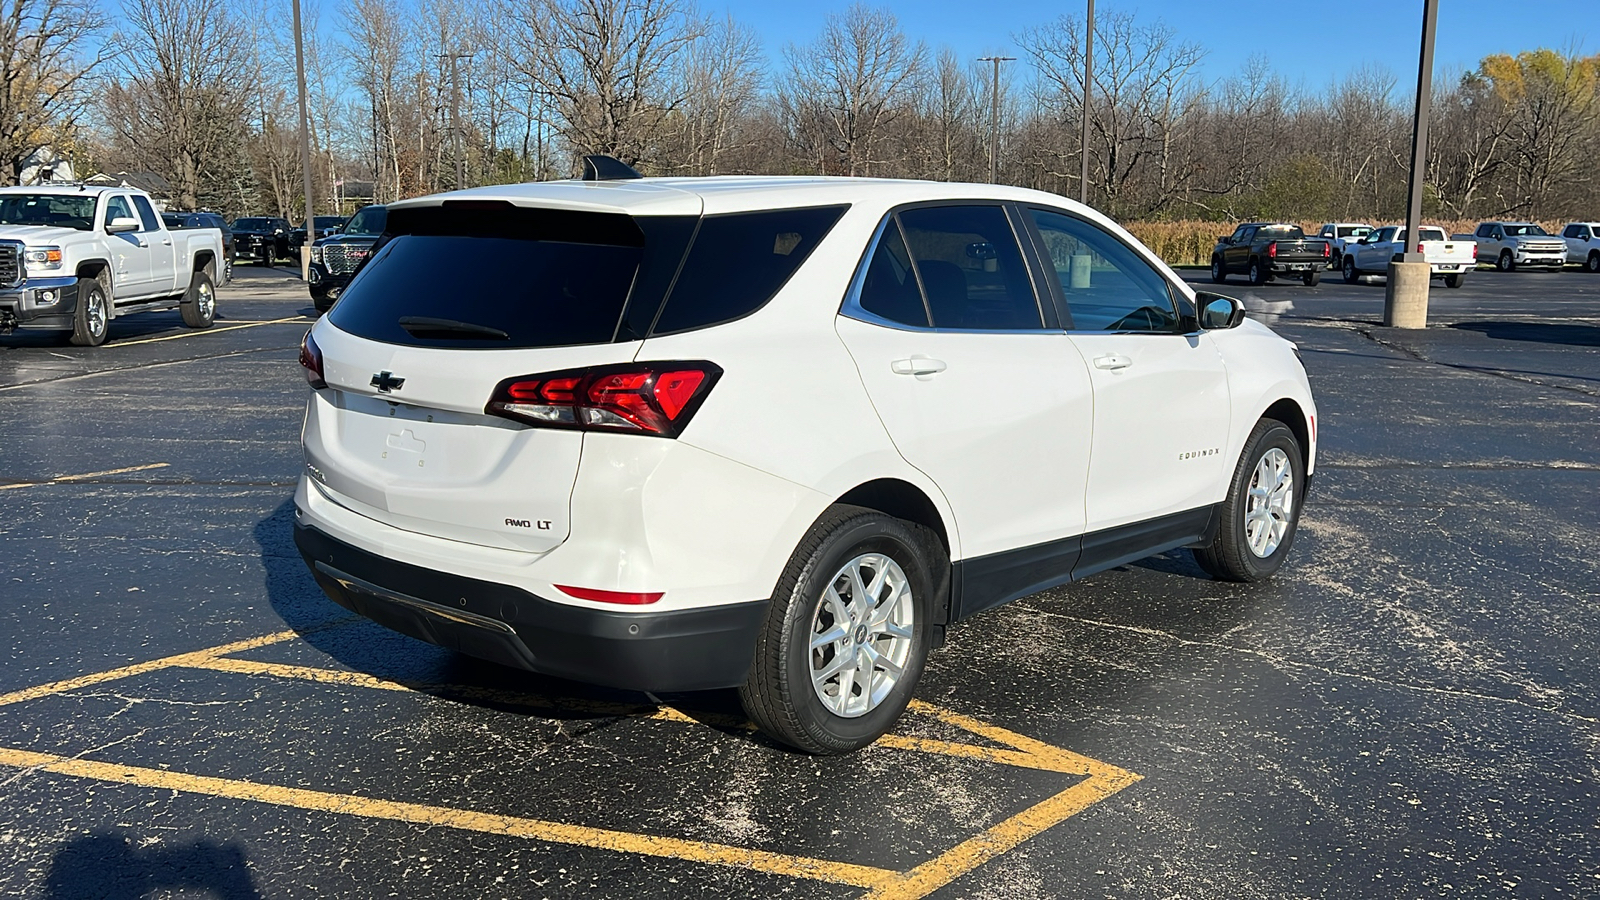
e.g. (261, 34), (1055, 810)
(649, 206), (847, 335)
(1258, 225), (1304, 239)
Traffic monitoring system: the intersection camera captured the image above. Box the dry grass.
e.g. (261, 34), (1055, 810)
(1125, 218), (1565, 267)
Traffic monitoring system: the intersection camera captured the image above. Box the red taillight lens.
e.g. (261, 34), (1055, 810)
(1471, 243), (1477, 258)
(1267, 242), (1277, 258)
(299, 330), (325, 388)
(1323, 242), (1331, 257)
(486, 362), (721, 437)
(554, 585), (664, 605)
(1417, 243), (1424, 254)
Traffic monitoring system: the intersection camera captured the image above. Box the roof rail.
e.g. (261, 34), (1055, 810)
(581, 155), (643, 182)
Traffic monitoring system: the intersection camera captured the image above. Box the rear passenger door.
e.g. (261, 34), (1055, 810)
(1025, 207), (1231, 546)
(131, 195), (178, 296)
(836, 203), (1095, 585)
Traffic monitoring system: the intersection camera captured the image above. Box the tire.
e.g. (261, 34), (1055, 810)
(1210, 256), (1227, 284)
(69, 277), (110, 347)
(1342, 256), (1359, 284)
(1587, 251), (1600, 273)
(740, 506), (938, 754)
(311, 284), (336, 313)
(1330, 250), (1342, 271)
(1444, 272), (1464, 289)
(1194, 419), (1304, 583)
(1302, 270), (1321, 287)
(180, 269), (216, 328)
(1248, 259), (1266, 286)
(1497, 250), (1515, 271)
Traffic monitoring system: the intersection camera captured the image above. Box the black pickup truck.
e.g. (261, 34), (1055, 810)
(1211, 223), (1331, 286)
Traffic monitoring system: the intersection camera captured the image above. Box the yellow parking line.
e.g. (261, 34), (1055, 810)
(0, 462), (171, 491)
(0, 745), (900, 890)
(110, 316), (308, 348)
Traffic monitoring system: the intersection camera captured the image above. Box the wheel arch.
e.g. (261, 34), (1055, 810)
(835, 478), (952, 560)
(1260, 397), (1312, 477)
(192, 249), (216, 279)
(74, 259), (111, 288)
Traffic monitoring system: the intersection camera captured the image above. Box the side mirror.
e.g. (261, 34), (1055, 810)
(1218, 234), (1232, 243)
(1195, 292), (1246, 330)
(106, 217), (139, 234)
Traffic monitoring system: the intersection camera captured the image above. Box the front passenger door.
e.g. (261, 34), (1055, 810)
(103, 194), (150, 300)
(1027, 208), (1231, 547)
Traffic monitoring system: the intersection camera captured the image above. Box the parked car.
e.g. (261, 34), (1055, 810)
(1314, 222), (1373, 270)
(1455, 222), (1565, 271)
(1340, 225), (1475, 288)
(164, 211), (234, 282)
(294, 167), (1318, 754)
(290, 216), (348, 252)
(307, 205), (385, 312)
(0, 186), (225, 346)
(1559, 222), (1600, 273)
(1211, 223), (1331, 286)
(232, 216), (292, 263)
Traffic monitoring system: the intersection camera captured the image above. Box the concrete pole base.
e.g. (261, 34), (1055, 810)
(301, 245), (313, 282)
(1070, 254), (1093, 289)
(1384, 261), (1431, 328)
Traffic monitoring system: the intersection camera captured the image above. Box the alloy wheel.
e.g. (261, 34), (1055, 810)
(808, 553), (915, 718)
(1245, 448), (1294, 558)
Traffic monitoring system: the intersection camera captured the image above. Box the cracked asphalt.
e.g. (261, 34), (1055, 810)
(1, 262), (1597, 898)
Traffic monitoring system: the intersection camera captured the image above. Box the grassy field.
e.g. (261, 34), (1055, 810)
(1124, 219), (1563, 267)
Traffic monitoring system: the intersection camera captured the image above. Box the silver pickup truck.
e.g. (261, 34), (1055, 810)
(0, 185), (225, 346)
(1454, 222), (1566, 272)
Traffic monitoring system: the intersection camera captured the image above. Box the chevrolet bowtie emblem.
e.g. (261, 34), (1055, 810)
(370, 371), (405, 393)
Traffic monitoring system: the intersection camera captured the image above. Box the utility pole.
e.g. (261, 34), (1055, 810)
(977, 56), (1015, 184)
(292, 0), (315, 281)
(1081, 0), (1094, 206)
(1385, 0), (1440, 329)
(440, 51), (473, 189)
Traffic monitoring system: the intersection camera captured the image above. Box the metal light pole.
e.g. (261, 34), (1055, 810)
(1081, 0), (1094, 206)
(440, 51), (473, 189)
(1385, 0), (1440, 328)
(978, 56), (1014, 184)
(292, 0), (315, 282)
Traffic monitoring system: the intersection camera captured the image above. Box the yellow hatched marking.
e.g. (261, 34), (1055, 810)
(0, 628), (1144, 898)
(0, 746), (898, 890)
(0, 462), (170, 491)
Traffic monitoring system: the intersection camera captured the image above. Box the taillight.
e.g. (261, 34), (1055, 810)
(1267, 242), (1277, 258)
(487, 362), (721, 438)
(555, 585), (664, 605)
(1417, 243), (1424, 253)
(1470, 243), (1477, 258)
(299, 330), (325, 388)
(1323, 242), (1331, 257)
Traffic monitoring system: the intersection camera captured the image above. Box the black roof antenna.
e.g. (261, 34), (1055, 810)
(581, 154), (643, 181)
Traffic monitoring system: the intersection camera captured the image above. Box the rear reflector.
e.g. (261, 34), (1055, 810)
(555, 585), (664, 605)
(487, 361), (721, 438)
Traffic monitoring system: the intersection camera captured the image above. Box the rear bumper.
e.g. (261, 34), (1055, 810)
(1267, 260), (1324, 273)
(293, 522), (769, 692)
(0, 276), (79, 332)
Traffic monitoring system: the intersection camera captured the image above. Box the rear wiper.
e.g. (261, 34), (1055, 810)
(397, 316), (510, 340)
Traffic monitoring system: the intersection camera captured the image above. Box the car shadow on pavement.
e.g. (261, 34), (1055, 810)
(1450, 320), (1600, 347)
(44, 832), (261, 900)
(251, 498), (768, 743)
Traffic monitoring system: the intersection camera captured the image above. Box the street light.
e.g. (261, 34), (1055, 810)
(292, 0), (314, 282)
(977, 56), (1014, 184)
(1385, 0), (1440, 329)
(1082, 0), (1094, 206)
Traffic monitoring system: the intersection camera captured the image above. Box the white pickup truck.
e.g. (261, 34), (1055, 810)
(1559, 222), (1600, 273)
(1315, 222), (1374, 270)
(1340, 225), (1476, 288)
(0, 185), (225, 346)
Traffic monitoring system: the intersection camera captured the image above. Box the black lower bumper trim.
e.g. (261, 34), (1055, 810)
(294, 523), (768, 692)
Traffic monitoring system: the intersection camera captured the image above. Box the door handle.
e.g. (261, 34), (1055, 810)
(1093, 354), (1133, 370)
(136, 239), (148, 248)
(891, 357), (948, 377)
(161, 239), (173, 246)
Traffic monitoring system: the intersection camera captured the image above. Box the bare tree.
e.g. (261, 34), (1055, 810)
(781, 4), (925, 177)
(0, 0), (107, 183)
(664, 14), (763, 175)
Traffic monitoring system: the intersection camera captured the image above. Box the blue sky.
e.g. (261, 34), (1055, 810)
(712, 0), (1594, 90)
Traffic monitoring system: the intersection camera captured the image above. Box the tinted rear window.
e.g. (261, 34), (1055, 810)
(327, 235), (643, 349)
(650, 206), (847, 335)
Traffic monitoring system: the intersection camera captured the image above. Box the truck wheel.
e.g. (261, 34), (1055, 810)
(311, 284), (338, 313)
(1210, 256), (1227, 284)
(1248, 259), (1266, 286)
(740, 506), (936, 754)
(69, 278), (109, 347)
(1302, 270), (1321, 287)
(1587, 251), (1600, 273)
(1330, 250), (1342, 271)
(1444, 273), (1465, 289)
(1497, 250), (1515, 271)
(1194, 419), (1304, 583)
(180, 270), (216, 328)
(1342, 256), (1359, 284)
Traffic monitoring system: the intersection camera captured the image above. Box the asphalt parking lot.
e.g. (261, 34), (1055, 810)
(2, 262), (1597, 898)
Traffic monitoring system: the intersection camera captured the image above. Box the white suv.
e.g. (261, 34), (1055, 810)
(294, 168), (1317, 753)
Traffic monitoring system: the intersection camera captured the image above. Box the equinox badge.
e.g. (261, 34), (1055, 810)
(370, 371), (405, 393)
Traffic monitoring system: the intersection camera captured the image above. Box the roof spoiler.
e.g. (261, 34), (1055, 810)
(581, 155), (643, 182)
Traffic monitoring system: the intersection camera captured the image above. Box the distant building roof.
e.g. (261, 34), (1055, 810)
(84, 171), (174, 196)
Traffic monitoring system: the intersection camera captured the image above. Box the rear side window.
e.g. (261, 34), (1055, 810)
(897, 205), (1041, 330)
(650, 206), (847, 335)
(328, 228), (645, 349)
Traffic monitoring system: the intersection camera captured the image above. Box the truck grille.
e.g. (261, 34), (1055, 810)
(0, 242), (20, 288)
(323, 244), (370, 276)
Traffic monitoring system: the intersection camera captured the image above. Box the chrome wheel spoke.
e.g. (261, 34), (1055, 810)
(811, 624), (847, 652)
(808, 551), (916, 719)
(1243, 447), (1293, 558)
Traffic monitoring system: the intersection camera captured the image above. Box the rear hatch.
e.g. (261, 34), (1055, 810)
(304, 195), (701, 553)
